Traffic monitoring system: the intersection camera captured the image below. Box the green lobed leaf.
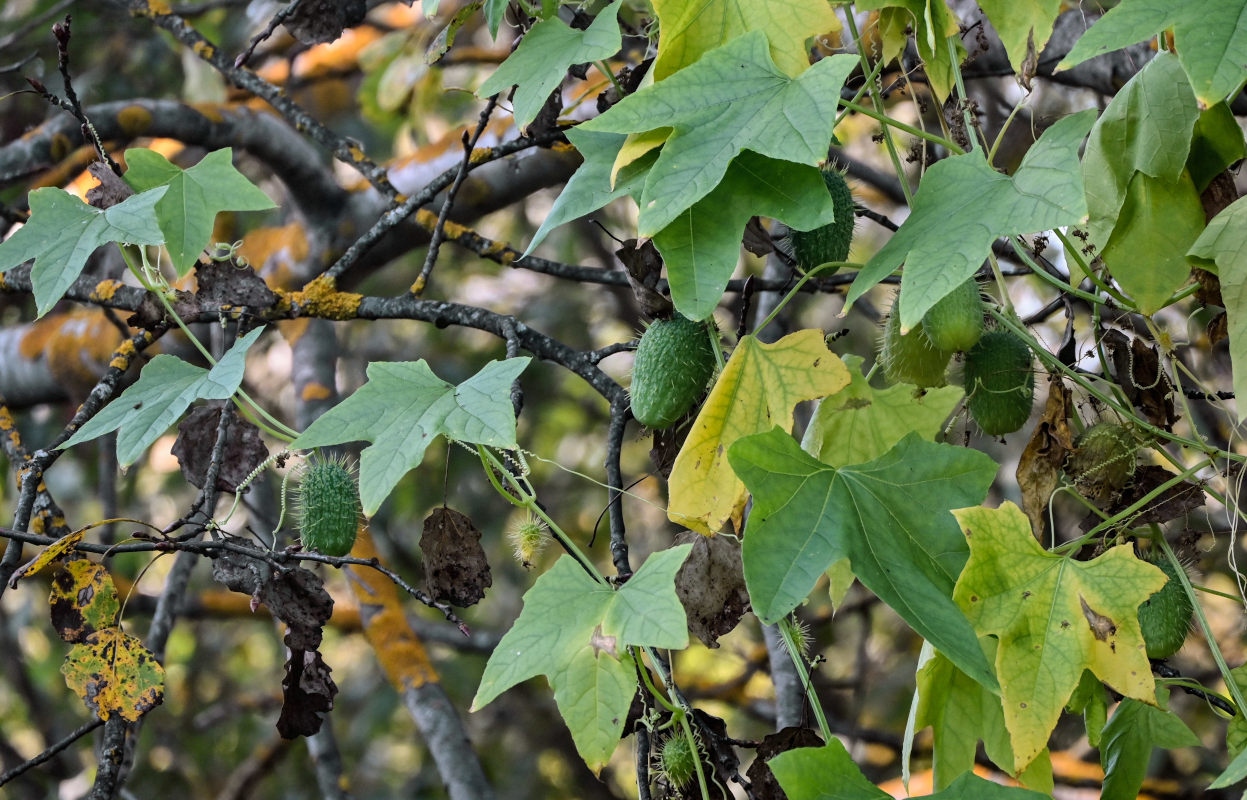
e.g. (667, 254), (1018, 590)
(1100, 170), (1204, 314)
(1059, 0), (1247, 105)
(124, 148), (275, 276)
(976, 0), (1064, 75)
(1188, 102), (1246, 192)
(1188, 196), (1247, 421)
(476, 2), (622, 128)
(1067, 669), (1109, 748)
(951, 503), (1165, 770)
(1211, 744), (1247, 789)
(524, 129), (655, 256)
(651, 151), (838, 320)
(729, 428), (999, 690)
(483, 0), (506, 37)
(801, 354), (963, 468)
(769, 739), (891, 800)
(472, 546), (691, 770)
(1100, 696), (1199, 800)
(0, 186), (168, 316)
(1081, 53), (1199, 254)
(846, 109), (1096, 330)
(292, 357), (530, 515)
(926, 772), (1052, 800)
(58, 327), (264, 465)
(578, 33), (856, 235)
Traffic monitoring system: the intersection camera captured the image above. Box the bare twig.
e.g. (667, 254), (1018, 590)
(0, 718), (103, 789)
(235, 0), (303, 68)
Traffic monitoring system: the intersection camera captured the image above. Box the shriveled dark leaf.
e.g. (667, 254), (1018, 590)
(693, 708), (738, 798)
(1102, 330), (1176, 430)
(172, 402), (269, 493)
(421, 506), (492, 607)
(276, 647), (337, 738)
(1016, 377), (1074, 537)
(262, 567), (335, 651)
(86, 162), (133, 210)
(674, 533), (750, 648)
(194, 260), (279, 312)
(1208, 311), (1228, 346)
(1112, 465), (1205, 525)
(742, 216), (775, 257)
(210, 548), (271, 596)
(746, 727), (825, 800)
(282, 0), (366, 45)
(616, 238), (672, 319)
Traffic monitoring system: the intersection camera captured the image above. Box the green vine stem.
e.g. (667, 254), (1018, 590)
(777, 615), (833, 743)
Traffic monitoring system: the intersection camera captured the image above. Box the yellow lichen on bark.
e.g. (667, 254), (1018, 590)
(117, 105), (153, 136)
(90, 279), (125, 302)
(280, 276), (362, 320)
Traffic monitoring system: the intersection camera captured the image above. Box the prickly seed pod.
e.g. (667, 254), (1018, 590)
(879, 293), (953, 388)
(295, 453), (361, 557)
(1067, 422), (1137, 498)
(789, 166), (855, 273)
(655, 732), (698, 790)
(507, 512), (549, 568)
(1136, 551), (1195, 659)
(629, 315), (718, 429)
(921, 278), (985, 352)
(963, 330), (1034, 435)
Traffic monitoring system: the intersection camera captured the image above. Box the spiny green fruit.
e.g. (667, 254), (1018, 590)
(879, 296), (953, 388)
(296, 454), (361, 557)
(630, 315), (717, 429)
(789, 166), (854, 273)
(964, 330), (1034, 435)
(656, 733), (698, 789)
(1137, 552), (1194, 659)
(922, 279), (984, 352)
(1067, 422), (1137, 496)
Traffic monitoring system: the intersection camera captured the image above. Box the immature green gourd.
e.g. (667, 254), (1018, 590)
(655, 733), (697, 790)
(1137, 552), (1194, 659)
(789, 166), (855, 273)
(1067, 422), (1136, 497)
(922, 279), (984, 352)
(879, 295), (953, 388)
(296, 454), (361, 557)
(630, 315), (717, 429)
(963, 330), (1034, 435)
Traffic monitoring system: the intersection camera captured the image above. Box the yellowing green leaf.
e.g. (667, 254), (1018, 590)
(650, 0), (841, 80)
(976, 0), (1062, 75)
(801, 354), (963, 468)
(858, 0), (963, 100)
(50, 560), (120, 643)
(951, 503), (1165, 770)
(62, 628), (165, 722)
(11, 528), (85, 582)
(667, 331), (850, 535)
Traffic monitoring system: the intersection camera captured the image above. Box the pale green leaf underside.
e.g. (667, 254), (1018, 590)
(977, 0), (1063, 74)
(846, 109), (1095, 330)
(292, 357), (530, 515)
(477, 2), (622, 128)
(0, 186), (168, 316)
(58, 327), (264, 465)
(1189, 196), (1247, 421)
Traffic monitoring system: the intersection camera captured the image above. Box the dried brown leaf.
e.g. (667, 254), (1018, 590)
(1016, 377), (1073, 536)
(421, 506), (492, 608)
(674, 534), (750, 648)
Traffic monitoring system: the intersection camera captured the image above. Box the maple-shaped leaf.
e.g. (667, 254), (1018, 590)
(124, 148), (275, 276)
(62, 627), (165, 722)
(846, 109), (1096, 330)
(1191, 196), (1247, 420)
(650, 0), (840, 80)
(472, 545), (691, 771)
(729, 428), (998, 690)
(523, 129), (656, 256)
(651, 151), (839, 320)
(0, 186), (167, 316)
(857, 0), (964, 101)
(1100, 696), (1198, 800)
(951, 502), (1166, 770)
(58, 327), (264, 466)
(477, 2), (622, 127)
(1059, 0), (1247, 105)
(801, 354), (963, 468)
(667, 330), (850, 536)
(578, 32), (856, 235)
(977, 0), (1063, 76)
(292, 357), (529, 515)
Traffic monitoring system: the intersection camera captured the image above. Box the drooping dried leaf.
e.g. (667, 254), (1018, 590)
(746, 727), (825, 800)
(616, 238), (672, 319)
(282, 0), (366, 44)
(420, 506), (492, 608)
(742, 216), (775, 257)
(9, 528), (85, 586)
(1102, 330), (1177, 430)
(1016, 377), (1074, 536)
(194, 260), (279, 312)
(85, 162), (134, 210)
(276, 647), (337, 738)
(693, 708), (738, 798)
(171, 402), (269, 493)
(61, 628), (165, 722)
(674, 533), (750, 647)
(1110, 465), (1205, 525)
(50, 560), (120, 643)
(263, 566), (335, 651)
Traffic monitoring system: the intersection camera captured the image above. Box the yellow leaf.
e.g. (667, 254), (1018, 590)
(50, 560), (120, 643)
(651, 0), (841, 81)
(11, 528), (85, 584)
(610, 128), (670, 187)
(668, 330), (850, 535)
(62, 628), (165, 722)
